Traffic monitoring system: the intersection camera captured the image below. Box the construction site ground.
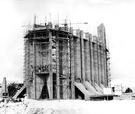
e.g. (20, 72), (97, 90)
(0, 99), (134, 114)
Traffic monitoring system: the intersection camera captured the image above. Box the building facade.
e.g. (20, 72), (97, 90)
(24, 22), (110, 100)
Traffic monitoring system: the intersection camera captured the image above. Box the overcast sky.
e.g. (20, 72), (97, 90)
(0, 0), (135, 87)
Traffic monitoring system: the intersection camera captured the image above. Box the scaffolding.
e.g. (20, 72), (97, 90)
(24, 21), (110, 100)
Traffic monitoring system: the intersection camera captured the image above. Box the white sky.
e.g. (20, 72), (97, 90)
(0, 0), (135, 87)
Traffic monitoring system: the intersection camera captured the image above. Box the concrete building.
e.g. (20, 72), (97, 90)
(24, 22), (110, 100)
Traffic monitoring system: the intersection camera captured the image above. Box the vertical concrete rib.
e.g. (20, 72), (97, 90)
(102, 47), (105, 86)
(85, 33), (90, 82)
(49, 30), (53, 99)
(101, 46), (105, 85)
(100, 46), (103, 85)
(92, 36), (97, 84)
(94, 43), (96, 84)
(80, 31), (85, 82)
(56, 33), (60, 99)
(99, 46), (103, 85)
(103, 47), (107, 87)
(24, 39), (30, 98)
(75, 30), (81, 80)
(89, 34), (92, 83)
(87, 40), (90, 82)
(90, 39), (94, 84)
(33, 39), (36, 99)
(95, 40), (98, 84)
(96, 41), (100, 86)
(97, 43), (101, 86)
(70, 36), (75, 99)
(84, 40), (87, 81)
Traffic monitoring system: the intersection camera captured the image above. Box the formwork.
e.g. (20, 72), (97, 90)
(24, 22), (110, 100)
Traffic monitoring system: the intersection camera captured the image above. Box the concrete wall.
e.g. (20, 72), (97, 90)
(24, 24), (109, 99)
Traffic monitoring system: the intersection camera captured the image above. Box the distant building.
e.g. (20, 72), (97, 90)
(24, 21), (110, 100)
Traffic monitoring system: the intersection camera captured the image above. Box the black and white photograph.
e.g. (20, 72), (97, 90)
(0, 0), (135, 114)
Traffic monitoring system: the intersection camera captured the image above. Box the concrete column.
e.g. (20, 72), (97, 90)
(86, 39), (90, 81)
(90, 40), (94, 84)
(84, 33), (90, 82)
(92, 36), (98, 84)
(103, 47), (107, 87)
(25, 39), (31, 98)
(80, 31), (85, 83)
(75, 30), (81, 80)
(97, 44), (101, 86)
(96, 42), (100, 86)
(49, 30), (53, 99)
(102, 47), (105, 86)
(99, 43), (103, 86)
(70, 36), (75, 99)
(99, 46), (103, 85)
(33, 40), (37, 99)
(94, 41), (98, 84)
(101, 46), (105, 85)
(56, 33), (60, 99)
(89, 35), (92, 83)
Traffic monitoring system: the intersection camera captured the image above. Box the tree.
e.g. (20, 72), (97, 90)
(125, 87), (133, 93)
(8, 82), (17, 97)
(8, 82), (23, 97)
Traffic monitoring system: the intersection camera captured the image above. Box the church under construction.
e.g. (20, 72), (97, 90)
(24, 21), (110, 100)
